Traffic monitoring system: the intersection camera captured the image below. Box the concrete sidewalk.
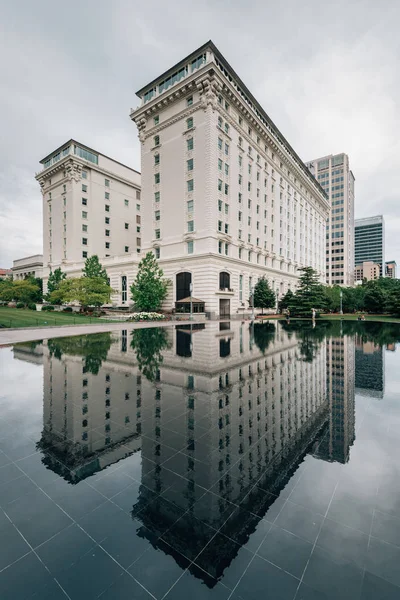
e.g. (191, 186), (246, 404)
(0, 319), (197, 346)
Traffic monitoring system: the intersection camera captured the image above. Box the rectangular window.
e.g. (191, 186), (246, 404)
(187, 96), (193, 106)
(187, 240), (194, 254)
(224, 183), (229, 195)
(187, 117), (193, 129)
(155, 210), (160, 221)
(218, 179), (223, 192)
(187, 137), (194, 151)
(82, 184), (87, 192)
(155, 229), (160, 239)
(136, 190), (140, 200)
(218, 199), (222, 211)
(187, 220), (194, 232)
(187, 158), (194, 171)
(105, 217), (110, 224)
(82, 237), (87, 245)
(218, 220), (223, 232)
(125, 246), (129, 253)
(105, 192), (109, 199)
(155, 247), (160, 259)
(154, 191), (160, 202)
(82, 224), (87, 232)
(224, 223), (229, 234)
(187, 200), (194, 212)
(155, 173), (160, 184)
(218, 158), (223, 171)
(218, 241), (223, 254)
(105, 179), (110, 187)
(225, 163), (229, 175)
(154, 135), (160, 146)
(187, 179), (194, 192)
(82, 198), (87, 205)
(154, 115), (159, 125)
(82, 170), (87, 179)
(225, 143), (229, 155)
(105, 229), (110, 237)
(218, 137), (223, 150)
(124, 199), (129, 206)
(125, 223), (129, 230)
(136, 203), (140, 211)
(105, 242), (110, 249)
(154, 153), (160, 165)
(82, 251), (88, 258)
(224, 203), (229, 215)
(82, 211), (87, 218)
(121, 275), (127, 302)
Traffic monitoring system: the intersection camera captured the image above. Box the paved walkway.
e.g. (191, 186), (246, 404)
(0, 319), (197, 346)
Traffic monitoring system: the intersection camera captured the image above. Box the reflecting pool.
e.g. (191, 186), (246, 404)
(1, 320), (400, 599)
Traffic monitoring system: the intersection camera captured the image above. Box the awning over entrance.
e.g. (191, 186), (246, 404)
(175, 296), (205, 313)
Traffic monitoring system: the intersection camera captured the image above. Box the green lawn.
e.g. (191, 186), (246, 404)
(0, 307), (114, 329)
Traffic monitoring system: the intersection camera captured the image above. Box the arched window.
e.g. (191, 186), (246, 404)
(219, 272), (230, 290)
(176, 272), (192, 301)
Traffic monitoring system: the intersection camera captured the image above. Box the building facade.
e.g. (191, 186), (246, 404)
(385, 260), (396, 279)
(0, 268), (12, 278)
(12, 254), (43, 280)
(35, 140), (141, 301)
(354, 215), (385, 277)
(354, 261), (380, 283)
(306, 153), (355, 286)
(130, 41), (329, 317)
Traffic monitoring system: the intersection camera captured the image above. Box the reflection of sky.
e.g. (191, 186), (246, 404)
(0, 346), (44, 440)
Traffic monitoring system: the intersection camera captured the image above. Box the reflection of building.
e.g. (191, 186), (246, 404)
(131, 321), (329, 580)
(355, 215), (385, 278)
(385, 260), (397, 279)
(355, 335), (384, 398)
(354, 261), (380, 283)
(306, 153), (355, 286)
(12, 254), (43, 280)
(13, 342), (44, 366)
(314, 334), (355, 464)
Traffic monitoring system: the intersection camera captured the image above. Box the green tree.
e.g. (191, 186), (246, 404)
(0, 280), (41, 305)
(278, 289), (295, 313)
(363, 284), (386, 314)
(253, 277), (276, 314)
(48, 332), (113, 375)
(130, 252), (169, 312)
(49, 277), (113, 310)
(130, 327), (171, 381)
(82, 255), (108, 281)
(45, 268), (66, 303)
(292, 267), (326, 317)
(25, 276), (43, 303)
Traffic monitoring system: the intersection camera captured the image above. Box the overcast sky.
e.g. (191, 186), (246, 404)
(1, 0), (399, 269)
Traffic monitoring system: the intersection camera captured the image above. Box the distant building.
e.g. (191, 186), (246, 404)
(12, 254), (43, 280)
(355, 215), (385, 277)
(355, 336), (384, 399)
(0, 268), (12, 278)
(306, 153), (355, 286)
(385, 260), (397, 279)
(354, 261), (380, 283)
(35, 139), (141, 304)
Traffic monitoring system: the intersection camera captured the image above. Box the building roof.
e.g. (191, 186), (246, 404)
(175, 296), (205, 304)
(135, 41), (327, 201)
(39, 139), (141, 175)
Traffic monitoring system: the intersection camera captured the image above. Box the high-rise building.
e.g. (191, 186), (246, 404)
(385, 260), (397, 279)
(354, 215), (385, 277)
(354, 261), (380, 283)
(35, 140), (141, 299)
(130, 41), (330, 317)
(306, 154), (355, 286)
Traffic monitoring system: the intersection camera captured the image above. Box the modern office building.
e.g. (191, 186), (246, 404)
(306, 154), (355, 286)
(355, 335), (384, 399)
(354, 215), (385, 277)
(354, 261), (380, 283)
(35, 140), (141, 301)
(12, 254), (43, 280)
(385, 260), (397, 279)
(130, 40), (330, 317)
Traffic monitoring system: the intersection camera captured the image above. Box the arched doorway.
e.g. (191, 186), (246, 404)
(176, 272), (192, 301)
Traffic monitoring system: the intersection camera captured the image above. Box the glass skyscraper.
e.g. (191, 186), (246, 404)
(355, 215), (385, 277)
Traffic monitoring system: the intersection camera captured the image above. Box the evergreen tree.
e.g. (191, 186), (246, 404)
(82, 255), (108, 281)
(292, 267), (326, 317)
(278, 289), (295, 313)
(45, 268), (66, 303)
(253, 277), (276, 314)
(130, 252), (169, 312)
(253, 322), (276, 353)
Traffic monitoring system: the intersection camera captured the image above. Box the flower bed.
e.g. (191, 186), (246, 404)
(128, 312), (167, 322)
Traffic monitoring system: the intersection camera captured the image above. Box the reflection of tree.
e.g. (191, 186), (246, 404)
(252, 322), (276, 354)
(47, 332), (113, 375)
(130, 327), (171, 382)
(280, 320), (332, 362)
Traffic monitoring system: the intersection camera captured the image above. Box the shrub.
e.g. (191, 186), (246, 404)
(41, 305), (55, 312)
(16, 302), (25, 309)
(28, 303), (37, 311)
(128, 312), (167, 322)
(63, 306), (73, 312)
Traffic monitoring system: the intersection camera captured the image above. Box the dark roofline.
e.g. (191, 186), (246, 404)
(39, 139), (141, 176)
(135, 41), (327, 200)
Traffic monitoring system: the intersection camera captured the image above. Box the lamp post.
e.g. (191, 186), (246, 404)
(339, 289), (343, 316)
(250, 284), (255, 321)
(189, 282), (193, 321)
